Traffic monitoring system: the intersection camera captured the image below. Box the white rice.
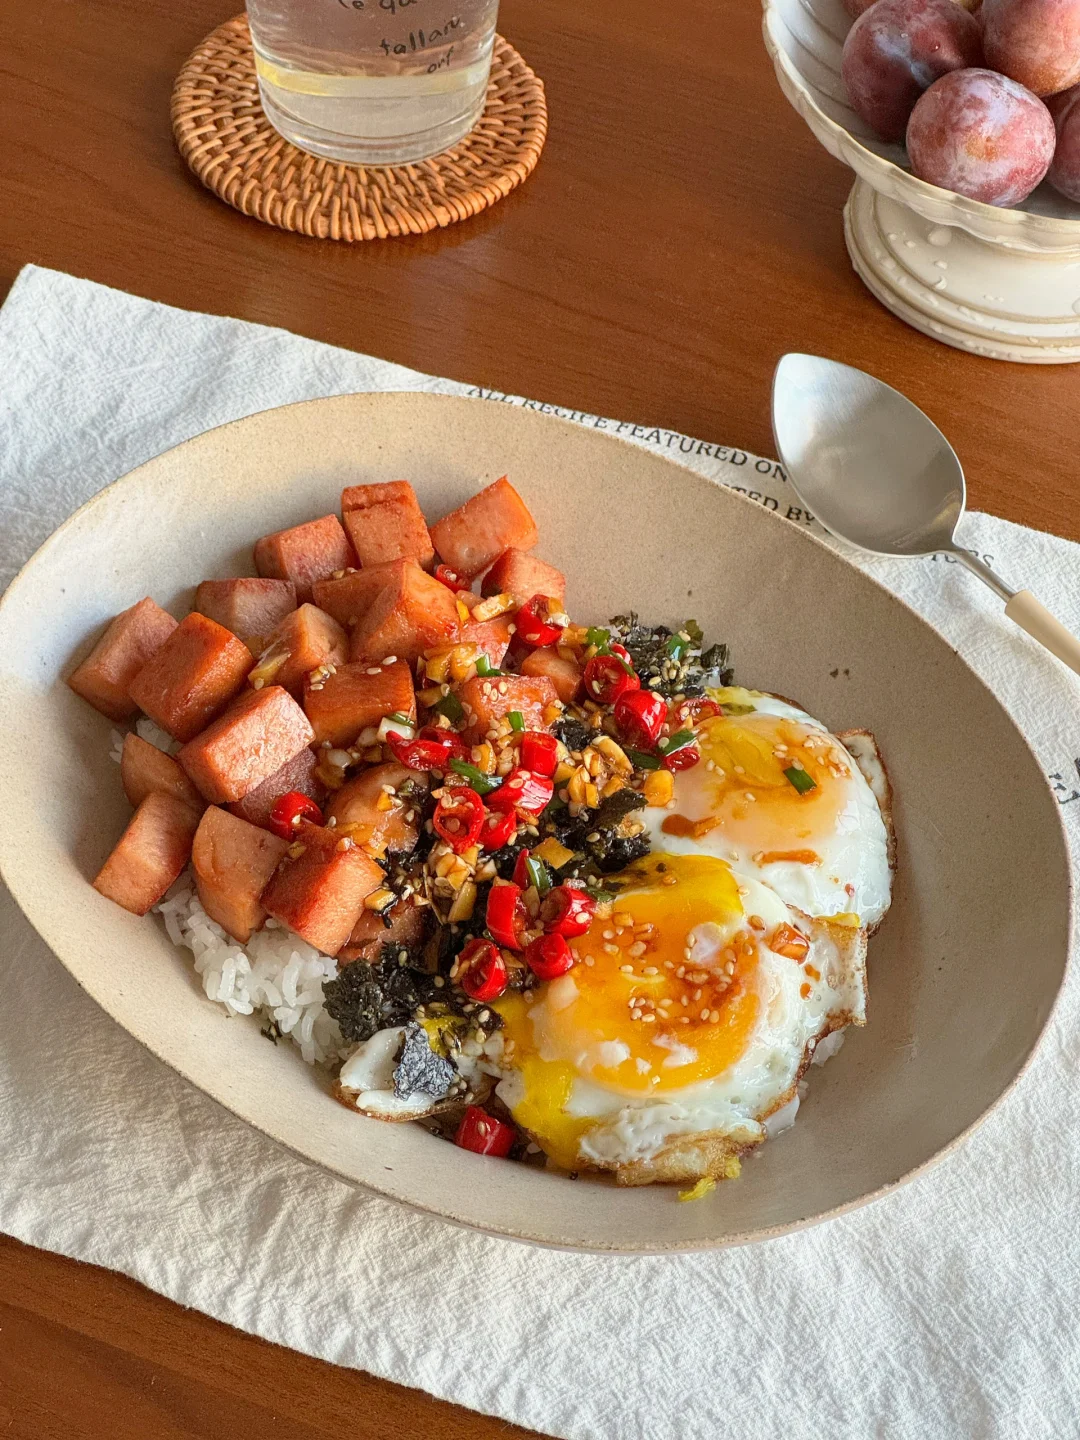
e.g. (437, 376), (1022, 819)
(156, 881), (345, 1066)
(109, 725), (343, 1068)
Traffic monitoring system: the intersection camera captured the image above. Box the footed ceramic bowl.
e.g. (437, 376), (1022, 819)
(763, 0), (1080, 362)
(0, 392), (1070, 1251)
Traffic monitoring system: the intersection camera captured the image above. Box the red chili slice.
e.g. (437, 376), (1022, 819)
(541, 884), (596, 938)
(454, 1105), (516, 1157)
(525, 932), (575, 981)
(479, 808), (517, 850)
(268, 790), (323, 839)
(432, 787), (485, 852)
(485, 767), (554, 817)
(485, 881), (528, 949)
(614, 689), (667, 748)
(663, 745), (701, 772)
(434, 564), (467, 592)
(388, 726), (468, 771)
(583, 651), (640, 705)
(520, 731), (559, 777)
(455, 938), (509, 1001)
(676, 697), (721, 726)
(514, 595), (564, 648)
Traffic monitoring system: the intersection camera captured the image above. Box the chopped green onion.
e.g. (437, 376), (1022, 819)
(524, 856), (552, 896)
(585, 626), (611, 650)
(666, 634), (689, 662)
(784, 765), (817, 795)
(508, 710), (525, 732)
(385, 711), (412, 725)
(721, 703), (755, 716)
(434, 691), (464, 723)
(658, 729), (695, 756)
(449, 758), (501, 796)
(627, 748), (662, 771)
(475, 656), (503, 677)
(585, 885), (616, 904)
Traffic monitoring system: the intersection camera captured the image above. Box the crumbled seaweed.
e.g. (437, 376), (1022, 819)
(261, 1019), (281, 1045)
(608, 614), (733, 696)
(546, 788), (651, 875)
(393, 1021), (457, 1101)
(553, 716), (592, 754)
(323, 948), (447, 1043)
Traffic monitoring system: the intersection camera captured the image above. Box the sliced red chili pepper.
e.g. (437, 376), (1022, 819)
(614, 689), (667, 748)
(479, 808), (517, 850)
(541, 884), (596, 938)
(676, 697), (721, 726)
(387, 726), (468, 771)
(511, 849), (532, 889)
(432, 787), (485, 853)
(268, 790), (323, 839)
(454, 1105), (516, 1157)
(583, 651), (640, 705)
(485, 767), (554, 816)
(485, 881), (528, 949)
(514, 594), (564, 648)
(434, 563), (467, 592)
(455, 938), (509, 1001)
(520, 731), (559, 777)
(525, 931), (575, 981)
(663, 745), (701, 772)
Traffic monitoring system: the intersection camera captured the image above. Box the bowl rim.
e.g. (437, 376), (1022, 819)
(0, 389), (1072, 1252)
(761, 0), (1080, 245)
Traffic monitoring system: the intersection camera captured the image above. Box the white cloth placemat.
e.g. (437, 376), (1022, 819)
(2, 264), (1079, 1440)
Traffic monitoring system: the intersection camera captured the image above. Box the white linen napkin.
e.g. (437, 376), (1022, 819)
(2, 264), (1079, 1440)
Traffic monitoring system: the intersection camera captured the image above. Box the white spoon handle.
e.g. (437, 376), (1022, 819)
(1004, 590), (1080, 679)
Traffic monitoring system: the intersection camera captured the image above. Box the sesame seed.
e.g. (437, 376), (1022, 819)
(643, 965), (658, 975)
(384, 655), (397, 664)
(700, 1007), (710, 1020)
(628, 942), (647, 957)
(620, 964), (634, 974)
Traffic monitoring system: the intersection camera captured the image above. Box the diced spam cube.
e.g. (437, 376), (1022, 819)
(311, 564), (401, 628)
(338, 898), (429, 965)
(348, 561), (458, 665)
(340, 481), (435, 570)
(177, 685), (315, 804)
(304, 659), (415, 748)
(228, 747), (324, 831)
(254, 515), (354, 604)
(459, 614), (514, 668)
(253, 604), (349, 696)
(121, 733), (206, 813)
(481, 550), (566, 606)
(429, 477), (538, 580)
(460, 673), (559, 741)
(67, 598), (178, 721)
(195, 578), (297, 646)
(192, 806), (290, 943)
(325, 762), (426, 856)
(521, 646), (583, 704)
(261, 820), (384, 956)
(128, 613), (252, 742)
(92, 791), (200, 916)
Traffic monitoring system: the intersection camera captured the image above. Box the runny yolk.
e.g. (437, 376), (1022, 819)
(494, 853), (764, 1152)
(668, 713), (851, 855)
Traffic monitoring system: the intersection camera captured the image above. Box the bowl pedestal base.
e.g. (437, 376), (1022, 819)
(844, 178), (1080, 365)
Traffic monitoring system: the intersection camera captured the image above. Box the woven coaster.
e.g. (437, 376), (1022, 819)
(171, 16), (547, 241)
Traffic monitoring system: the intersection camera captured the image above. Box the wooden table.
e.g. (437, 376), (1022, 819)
(1, 0), (1077, 1433)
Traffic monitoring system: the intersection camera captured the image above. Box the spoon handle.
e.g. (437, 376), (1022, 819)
(1003, 591), (1080, 680)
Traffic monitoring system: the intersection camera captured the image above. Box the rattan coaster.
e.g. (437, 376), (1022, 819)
(171, 16), (546, 241)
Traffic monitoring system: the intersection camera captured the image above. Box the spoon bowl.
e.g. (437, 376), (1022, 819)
(772, 352), (1080, 670)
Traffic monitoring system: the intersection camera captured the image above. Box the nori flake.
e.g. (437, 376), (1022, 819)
(553, 716), (592, 754)
(548, 788), (651, 875)
(323, 948), (445, 1044)
(608, 614), (733, 696)
(393, 1021), (457, 1101)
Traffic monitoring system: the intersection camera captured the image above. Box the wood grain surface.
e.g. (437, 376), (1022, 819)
(1, 0), (1078, 1434)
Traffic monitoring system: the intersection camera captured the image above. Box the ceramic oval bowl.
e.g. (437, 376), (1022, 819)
(0, 393), (1070, 1251)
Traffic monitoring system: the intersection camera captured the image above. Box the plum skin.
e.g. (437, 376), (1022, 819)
(1048, 96), (1080, 201)
(842, 0), (985, 143)
(906, 68), (1055, 206)
(981, 0), (1080, 97)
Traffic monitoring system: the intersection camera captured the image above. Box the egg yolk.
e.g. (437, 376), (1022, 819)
(661, 712), (852, 860)
(493, 854), (767, 1163)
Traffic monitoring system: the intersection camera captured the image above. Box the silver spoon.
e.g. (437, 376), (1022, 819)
(771, 353), (1080, 679)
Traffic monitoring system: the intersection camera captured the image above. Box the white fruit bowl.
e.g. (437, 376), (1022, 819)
(762, 0), (1080, 361)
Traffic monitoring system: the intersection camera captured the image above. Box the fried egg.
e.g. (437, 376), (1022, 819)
(485, 852), (866, 1180)
(640, 689), (893, 930)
